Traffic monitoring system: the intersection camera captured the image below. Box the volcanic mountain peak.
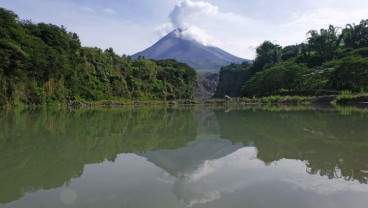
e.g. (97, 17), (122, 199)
(132, 29), (249, 72)
(171, 28), (184, 36)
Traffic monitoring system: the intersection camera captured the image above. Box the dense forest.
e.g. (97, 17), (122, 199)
(215, 19), (368, 98)
(0, 8), (196, 107)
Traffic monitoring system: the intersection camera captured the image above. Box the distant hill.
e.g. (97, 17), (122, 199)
(132, 29), (249, 72)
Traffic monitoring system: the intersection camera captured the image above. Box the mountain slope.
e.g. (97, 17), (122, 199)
(132, 29), (248, 72)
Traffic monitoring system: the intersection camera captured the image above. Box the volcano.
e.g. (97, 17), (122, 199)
(132, 29), (248, 72)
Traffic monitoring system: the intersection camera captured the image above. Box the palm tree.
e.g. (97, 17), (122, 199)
(307, 25), (342, 61)
(342, 19), (368, 49)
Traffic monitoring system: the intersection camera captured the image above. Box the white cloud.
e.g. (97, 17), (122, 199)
(155, 23), (175, 37)
(4, 0), (368, 59)
(160, 146), (368, 207)
(181, 26), (217, 46)
(79, 6), (116, 15)
(169, 0), (219, 29)
(155, 0), (368, 59)
(101, 8), (116, 15)
(158, 0), (259, 57)
(79, 6), (96, 13)
(276, 7), (368, 46)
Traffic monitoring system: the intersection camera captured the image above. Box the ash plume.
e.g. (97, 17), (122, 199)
(169, 0), (218, 29)
(156, 0), (219, 46)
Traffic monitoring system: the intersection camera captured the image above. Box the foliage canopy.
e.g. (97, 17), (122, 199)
(215, 18), (368, 97)
(0, 8), (196, 106)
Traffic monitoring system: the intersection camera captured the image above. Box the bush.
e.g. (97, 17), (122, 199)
(330, 56), (368, 92)
(242, 62), (309, 96)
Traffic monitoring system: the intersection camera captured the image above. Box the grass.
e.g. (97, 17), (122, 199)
(68, 97), (202, 106)
(260, 95), (311, 104)
(334, 91), (368, 104)
(202, 96), (312, 105)
(4, 91), (368, 108)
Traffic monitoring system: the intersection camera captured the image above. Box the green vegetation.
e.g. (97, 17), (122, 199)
(259, 95), (310, 104)
(214, 108), (368, 183)
(215, 19), (368, 100)
(0, 8), (196, 107)
(2, 106), (368, 203)
(334, 91), (368, 104)
(243, 62), (309, 96)
(204, 95), (312, 105)
(0, 107), (197, 203)
(213, 62), (251, 97)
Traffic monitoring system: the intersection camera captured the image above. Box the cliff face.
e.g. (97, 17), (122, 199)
(195, 73), (219, 99)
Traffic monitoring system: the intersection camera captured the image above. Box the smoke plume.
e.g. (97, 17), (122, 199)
(156, 0), (219, 46)
(169, 0), (218, 29)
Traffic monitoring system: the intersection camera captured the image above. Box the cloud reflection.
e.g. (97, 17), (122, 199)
(145, 141), (368, 206)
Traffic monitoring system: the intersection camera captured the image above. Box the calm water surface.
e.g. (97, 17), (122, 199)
(0, 106), (368, 208)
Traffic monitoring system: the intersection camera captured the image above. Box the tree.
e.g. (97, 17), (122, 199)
(342, 19), (368, 49)
(0, 8), (19, 38)
(307, 25), (342, 61)
(330, 56), (368, 92)
(0, 8), (198, 106)
(250, 41), (282, 74)
(242, 62), (309, 96)
(281, 44), (302, 61)
(213, 62), (252, 98)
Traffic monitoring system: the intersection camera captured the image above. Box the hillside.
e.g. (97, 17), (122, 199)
(0, 8), (196, 106)
(215, 20), (368, 98)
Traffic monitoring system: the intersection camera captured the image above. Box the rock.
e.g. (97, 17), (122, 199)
(168, 101), (178, 105)
(311, 95), (337, 103)
(224, 95), (232, 100)
(195, 73), (219, 100)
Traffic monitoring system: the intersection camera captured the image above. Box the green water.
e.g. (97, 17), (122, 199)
(0, 106), (367, 208)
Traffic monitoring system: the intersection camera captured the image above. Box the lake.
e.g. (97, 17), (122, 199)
(0, 105), (368, 208)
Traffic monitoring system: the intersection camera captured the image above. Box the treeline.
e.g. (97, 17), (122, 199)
(0, 8), (196, 106)
(214, 19), (368, 98)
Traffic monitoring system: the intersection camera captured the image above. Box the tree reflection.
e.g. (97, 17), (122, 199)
(214, 107), (368, 184)
(0, 107), (196, 204)
(1, 105), (368, 205)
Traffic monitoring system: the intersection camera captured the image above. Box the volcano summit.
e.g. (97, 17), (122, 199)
(132, 29), (248, 72)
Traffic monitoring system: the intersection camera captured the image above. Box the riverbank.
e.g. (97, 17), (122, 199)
(63, 95), (337, 107)
(3, 93), (368, 109)
(203, 93), (368, 105)
(75, 93), (368, 107)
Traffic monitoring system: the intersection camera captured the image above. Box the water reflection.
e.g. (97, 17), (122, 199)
(0, 107), (196, 204)
(0, 106), (367, 207)
(214, 108), (368, 183)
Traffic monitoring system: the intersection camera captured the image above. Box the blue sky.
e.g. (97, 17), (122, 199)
(1, 0), (367, 59)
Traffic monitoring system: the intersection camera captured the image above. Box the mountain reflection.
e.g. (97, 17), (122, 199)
(137, 107), (368, 206)
(0, 106), (367, 205)
(138, 137), (242, 179)
(0, 107), (196, 204)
